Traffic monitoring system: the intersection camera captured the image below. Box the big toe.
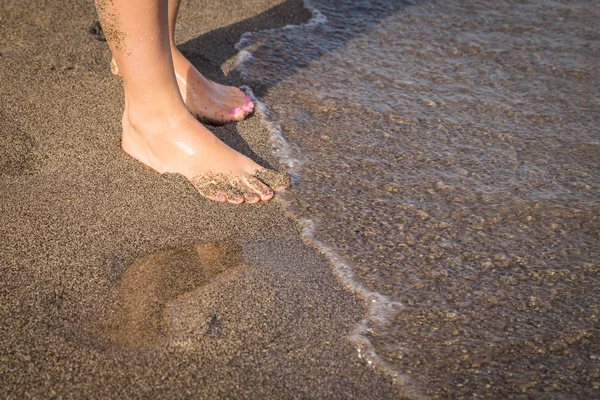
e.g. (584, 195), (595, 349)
(254, 168), (291, 192)
(243, 100), (255, 114)
(242, 94), (255, 113)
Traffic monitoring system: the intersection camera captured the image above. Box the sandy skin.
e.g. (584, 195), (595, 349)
(97, 0), (289, 203)
(122, 103), (289, 203)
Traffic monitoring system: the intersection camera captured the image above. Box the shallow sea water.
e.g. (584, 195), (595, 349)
(236, 0), (600, 398)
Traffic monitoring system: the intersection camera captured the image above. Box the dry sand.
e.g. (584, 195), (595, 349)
(0, 0), (400, 397)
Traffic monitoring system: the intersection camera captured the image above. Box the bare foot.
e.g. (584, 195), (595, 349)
(122, 104), (289, 204)
(111, 49), (254, 125)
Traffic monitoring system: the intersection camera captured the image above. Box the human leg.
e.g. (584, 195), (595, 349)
(109, 0), (254, 125)
(95, 0), (289, 203)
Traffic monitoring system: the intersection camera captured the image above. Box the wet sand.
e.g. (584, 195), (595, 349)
(0, 0), (400, 398)
(3, 0), (599, 398)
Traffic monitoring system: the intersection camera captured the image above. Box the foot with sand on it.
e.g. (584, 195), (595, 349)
(122, 103), (289, 203)
(97, 0), (289, 203)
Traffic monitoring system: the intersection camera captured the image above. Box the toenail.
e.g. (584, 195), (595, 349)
(244, 95), (251, 101)
(230, 107), (242, 115)
(244, 103), (253, 112)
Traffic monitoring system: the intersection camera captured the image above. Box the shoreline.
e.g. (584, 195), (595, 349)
(0, 0), (400, 398)
(238, 0), (600, 397)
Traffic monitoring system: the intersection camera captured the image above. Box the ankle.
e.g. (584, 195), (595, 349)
(124, 103), (182, 134)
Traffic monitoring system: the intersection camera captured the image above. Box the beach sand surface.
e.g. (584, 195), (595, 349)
(0, 0), (400, 398)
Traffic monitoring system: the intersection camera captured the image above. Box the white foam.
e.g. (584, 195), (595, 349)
(298, 218), (425, 399)
(239, 87), (302, 184)
(234, 0), (327, 54)
(234, 2), (424, 398)
(302, 0), (328, 27)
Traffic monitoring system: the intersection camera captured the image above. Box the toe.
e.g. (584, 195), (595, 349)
(254, 168), (291, 192)
(237, 183), (261, 204)
(193, 181), (227, 202)
(110, 57), (121, 76)
(229, 107), (246, 121)
(243, 176), (274, 201)
(222, 186), (245, 204)
(224, 89), (254, 116)
(243, 101), (255, 113)
(197, 105), (242, 125)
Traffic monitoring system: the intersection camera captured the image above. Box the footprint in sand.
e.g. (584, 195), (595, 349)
(108, 240), (243, 349)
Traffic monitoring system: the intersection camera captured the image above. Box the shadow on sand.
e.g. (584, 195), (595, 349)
(178, 0), (413, 166)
